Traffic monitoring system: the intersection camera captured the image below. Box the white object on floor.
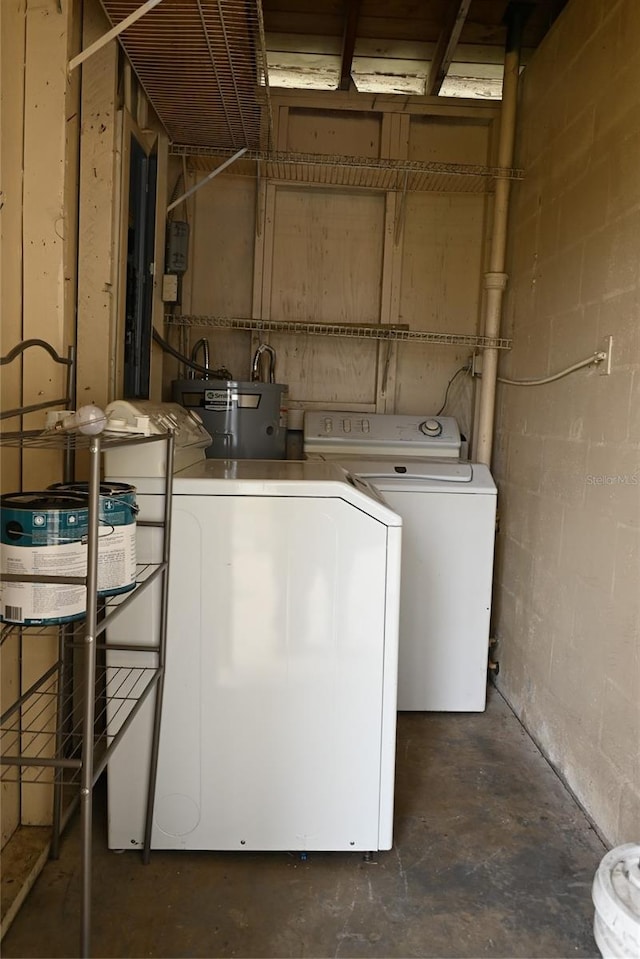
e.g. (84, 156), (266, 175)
(593, 843), (640, 959)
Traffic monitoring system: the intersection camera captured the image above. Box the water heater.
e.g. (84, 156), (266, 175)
(172, 380), (288, 459)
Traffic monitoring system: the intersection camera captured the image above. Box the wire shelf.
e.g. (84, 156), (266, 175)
(101, 0), (272, 150)
(0, 661), (160, 786)
(164, 314), (512, 350)
(0, 564), (165, 647)
(169, 146), (524, 194)
(0, 429), (170, 451)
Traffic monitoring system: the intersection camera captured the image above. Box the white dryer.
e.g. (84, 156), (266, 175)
(303, 412), (497, 712)
(105, 452), (402, 853)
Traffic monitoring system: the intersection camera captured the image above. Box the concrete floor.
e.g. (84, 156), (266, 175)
(2, 687), (605, 958)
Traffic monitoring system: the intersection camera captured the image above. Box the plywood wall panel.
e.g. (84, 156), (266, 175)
(271, 188), (384, 322)
(269, 332), (379, 407)
(267, 187), (383, 404)
(0, 0), (26, 474)
(0, 0), (26, 851)
(286, 108), (382, 157)
(20, 0), (76, 826)
(396, 193), (483, 422)
(190, 175), (256, 317)
(400, 194), (485, 331)
(376, 190), (403, 412)
(22, 0), (69, 480)
(185, 173), (257, 383)
(409, 115), (492, 165)
(78, 1), (168, 407)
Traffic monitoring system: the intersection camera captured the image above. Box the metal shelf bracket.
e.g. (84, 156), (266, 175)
(167, 147), (248, 214)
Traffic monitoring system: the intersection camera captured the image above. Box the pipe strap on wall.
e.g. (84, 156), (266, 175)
(484, 272), (509, 291)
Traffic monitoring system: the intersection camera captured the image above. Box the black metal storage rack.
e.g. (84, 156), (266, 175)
(0, 340), (174, 957)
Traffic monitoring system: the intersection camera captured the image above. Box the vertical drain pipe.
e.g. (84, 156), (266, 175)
(474, 3), (529, 465)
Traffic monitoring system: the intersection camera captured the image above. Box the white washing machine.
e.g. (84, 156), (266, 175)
(304, 412), (463, 460)
(104, 414), (401, 853)
(304, 411), (497, 712)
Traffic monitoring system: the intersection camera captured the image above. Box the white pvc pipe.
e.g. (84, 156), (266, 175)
(473, 11), (524, 465)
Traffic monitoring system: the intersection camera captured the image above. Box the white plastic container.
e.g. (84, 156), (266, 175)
(592, 843), (640, 958)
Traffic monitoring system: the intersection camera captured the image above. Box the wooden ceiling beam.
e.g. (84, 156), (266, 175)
(338, 0), (362, 91)
(425, 0), (473, 97)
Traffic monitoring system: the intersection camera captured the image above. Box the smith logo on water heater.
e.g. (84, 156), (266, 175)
(203, 388), (259, 411)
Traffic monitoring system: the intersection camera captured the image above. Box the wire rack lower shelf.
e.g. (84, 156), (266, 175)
(0, 563), (166, 649)
(0, 659), (161, 787)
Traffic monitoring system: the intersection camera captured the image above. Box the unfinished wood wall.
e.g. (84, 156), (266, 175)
(1, 0), (81, 841)
(0, 0), (25, 853)
(267, 187), (384, 406)
(180, 93), (498, 438)
(76, 2), (169, 412)
(1, 0), (168, 855)
(176, 170), (257, 385)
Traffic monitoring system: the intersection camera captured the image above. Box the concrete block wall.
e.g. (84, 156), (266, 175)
(493, 0), (640, 844)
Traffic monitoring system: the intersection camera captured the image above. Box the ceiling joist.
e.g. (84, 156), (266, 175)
(339, 0), (361, 91)
(425, 0), (473, 97)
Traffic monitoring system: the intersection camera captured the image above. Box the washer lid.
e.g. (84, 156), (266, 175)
(338, 459), (471, 481)
(339, 459), (496, 494)
(165, 459), (403, 525)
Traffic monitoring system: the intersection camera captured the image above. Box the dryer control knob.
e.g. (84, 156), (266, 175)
(420, 418), (442, 436)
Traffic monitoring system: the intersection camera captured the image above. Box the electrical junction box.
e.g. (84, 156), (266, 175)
(162, 274), (179, 303)
(166, 221), (189, 274)
(471, 351), (483, 377)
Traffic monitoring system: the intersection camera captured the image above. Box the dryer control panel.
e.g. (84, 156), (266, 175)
(303, 411), (461, 459)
